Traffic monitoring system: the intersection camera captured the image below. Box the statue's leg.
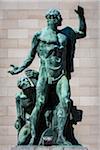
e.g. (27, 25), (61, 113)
(29, 77), (47, 144)
(56, 75), (71, 145)
(18, 123), (31, 145)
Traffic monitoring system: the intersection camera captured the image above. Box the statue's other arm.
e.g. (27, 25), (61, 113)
(75, 6), (87, 39)
(8, 32), (40, 75)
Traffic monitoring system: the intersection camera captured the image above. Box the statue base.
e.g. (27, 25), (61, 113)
(11, 146), (88, 150)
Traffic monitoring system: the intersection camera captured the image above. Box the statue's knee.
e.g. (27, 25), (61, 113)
(62, 96), (71, 108)
(57, 108), (65, 118)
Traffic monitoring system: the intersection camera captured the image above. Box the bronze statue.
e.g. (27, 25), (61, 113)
(8, 6), (86, 145)
(15, 70), (38, 145)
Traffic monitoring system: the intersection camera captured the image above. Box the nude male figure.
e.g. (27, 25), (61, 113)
(8, 6), (86, 145)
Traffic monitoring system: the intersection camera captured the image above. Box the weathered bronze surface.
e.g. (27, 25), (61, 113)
(8, 6), (86, 146)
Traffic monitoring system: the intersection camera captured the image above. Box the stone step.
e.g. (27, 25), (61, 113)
(12, 146), (88, 150)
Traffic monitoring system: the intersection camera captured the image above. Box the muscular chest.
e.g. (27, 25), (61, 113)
(37, 29), (67, 58)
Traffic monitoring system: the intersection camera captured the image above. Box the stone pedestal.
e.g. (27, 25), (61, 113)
(11, 146), (88, 150)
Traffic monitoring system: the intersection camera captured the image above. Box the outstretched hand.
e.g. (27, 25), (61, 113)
(8, 64), (21, 75)
(74, 5), (84, 17)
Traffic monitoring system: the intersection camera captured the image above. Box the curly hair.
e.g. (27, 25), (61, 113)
(45, 9), (62, 26)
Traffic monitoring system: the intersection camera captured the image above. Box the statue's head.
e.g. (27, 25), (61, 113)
(25, 69), (39, 80)
(45, 9), (62, 27)
(17, 77), (31, 90)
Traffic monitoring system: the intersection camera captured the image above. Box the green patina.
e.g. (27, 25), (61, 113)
(8, 6), (86, 146)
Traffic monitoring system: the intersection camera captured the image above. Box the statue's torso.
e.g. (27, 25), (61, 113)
(36, 28), (67, 83)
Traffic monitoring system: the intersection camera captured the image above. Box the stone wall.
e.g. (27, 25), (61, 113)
(0, 0), (99, 150)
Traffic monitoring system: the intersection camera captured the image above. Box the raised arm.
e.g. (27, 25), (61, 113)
(8, 32), (40, 75)
(74, 6), (87, 39)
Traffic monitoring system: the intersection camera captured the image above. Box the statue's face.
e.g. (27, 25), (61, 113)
(47, 15), (62, 27)
(17, 77), (31, 90)
(45, 9), (62, 27)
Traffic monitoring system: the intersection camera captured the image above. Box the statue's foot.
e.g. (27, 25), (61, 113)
(56, 135), (72, 145)
(29, 136), (35, 145)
